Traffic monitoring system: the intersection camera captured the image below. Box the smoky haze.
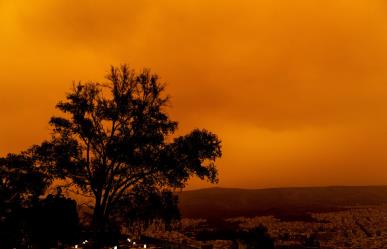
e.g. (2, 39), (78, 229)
(1, 0), (387, 188)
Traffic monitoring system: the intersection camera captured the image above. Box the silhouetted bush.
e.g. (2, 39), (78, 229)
(0, 194), (80, 249)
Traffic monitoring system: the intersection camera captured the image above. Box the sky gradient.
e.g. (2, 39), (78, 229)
(1, 0), (387, 189)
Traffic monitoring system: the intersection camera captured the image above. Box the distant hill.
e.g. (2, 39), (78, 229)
(177, 186), (387, 220)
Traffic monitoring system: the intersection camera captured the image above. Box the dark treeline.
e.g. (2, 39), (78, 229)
(0, 153), (78, 248)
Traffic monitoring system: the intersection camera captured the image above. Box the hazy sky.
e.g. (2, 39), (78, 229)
(2, 0), (387, 189)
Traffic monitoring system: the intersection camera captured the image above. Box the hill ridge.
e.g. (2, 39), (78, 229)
(178, 186), (387, 219)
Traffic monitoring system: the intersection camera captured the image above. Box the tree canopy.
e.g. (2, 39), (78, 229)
(0, 153), (49, 219)
(32, 65), (222, 239)
(0, 153), (51, 248)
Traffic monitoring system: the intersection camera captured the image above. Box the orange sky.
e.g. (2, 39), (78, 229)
(2, 0), (387, 189)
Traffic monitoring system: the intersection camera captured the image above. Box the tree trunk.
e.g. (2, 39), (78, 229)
(92, 202), (106, 249)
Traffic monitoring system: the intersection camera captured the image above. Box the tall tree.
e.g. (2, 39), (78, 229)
(33, 65), (222, 242)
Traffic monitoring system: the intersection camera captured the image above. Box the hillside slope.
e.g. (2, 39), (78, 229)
(177, 186), (387, 219)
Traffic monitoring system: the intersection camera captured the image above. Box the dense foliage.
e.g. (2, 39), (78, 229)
(31, 65), (222, 244)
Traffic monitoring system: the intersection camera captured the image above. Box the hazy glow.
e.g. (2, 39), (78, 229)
(1, 0), (387, 188)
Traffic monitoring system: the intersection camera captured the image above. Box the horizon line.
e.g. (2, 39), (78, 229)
(181, 184), (387, 192)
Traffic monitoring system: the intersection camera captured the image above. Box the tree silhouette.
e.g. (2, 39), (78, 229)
(0, 153), (49, 219)
(32, 65), (222, 245)
(0, 153), (50, 248)
(15, 192), (81, 249)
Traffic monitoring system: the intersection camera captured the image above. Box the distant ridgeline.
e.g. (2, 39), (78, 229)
(177, 186), (387, 221)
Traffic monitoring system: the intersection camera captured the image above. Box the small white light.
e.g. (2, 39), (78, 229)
(85, 240), (88, 243)
(133, 242), (136, 245)
(144, 244), (147, 248)
(127, 238), (131, 242)
(75, 245), (78, 249)
(113, 246), (117, 249)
